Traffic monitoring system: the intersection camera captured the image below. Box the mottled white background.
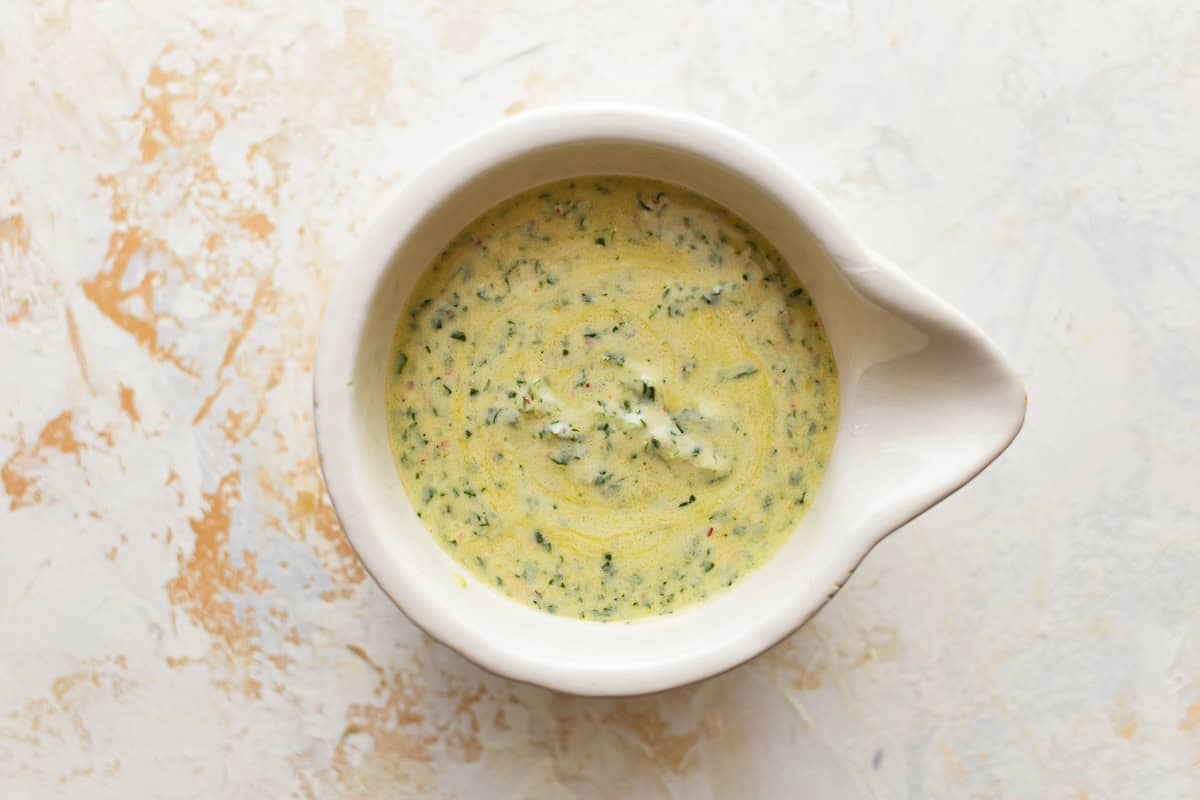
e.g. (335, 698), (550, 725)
(1, 1), (1198, 797)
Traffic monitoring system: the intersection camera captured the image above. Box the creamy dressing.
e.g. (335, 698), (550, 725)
(385, 177), (838, 621)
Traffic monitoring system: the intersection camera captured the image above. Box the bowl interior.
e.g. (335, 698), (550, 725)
(319, 116), (1025, 695)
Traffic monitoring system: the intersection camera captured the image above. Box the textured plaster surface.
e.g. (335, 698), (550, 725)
(1, 1), (1198, 797)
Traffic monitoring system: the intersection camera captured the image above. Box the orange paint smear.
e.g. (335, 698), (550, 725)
(41, 411), (88, 460)
(165, 471), (269, 659)
(236, 211), (275, 239)
(1182, 702), (1200, 733)
(1, 411), (84, 510)
(138, 65), (171, 162)
(192, 380), (227, 426)
(193, 278), (276, 428)
(118, 384), (140, 423)
(0, 454), (39, 510)
(330, 654), (498, 791)
(332, 661), (436, 793)
(82, 214), (198, 377)
(218, 278), (273, 380)
(290, 486), (366, 590)
(83, 44), (248, 377)
(5, 297), (31, 325)
(137, 61), (226, 164)
(0, 212), (29, 254)
(3, 656), (127, 753)
(257, 456), (367, 596)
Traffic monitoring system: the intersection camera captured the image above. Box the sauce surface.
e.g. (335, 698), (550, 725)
(386, 177), (838, 620)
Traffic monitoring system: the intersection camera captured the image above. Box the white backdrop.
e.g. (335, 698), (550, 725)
(1, 1), (1197, 797)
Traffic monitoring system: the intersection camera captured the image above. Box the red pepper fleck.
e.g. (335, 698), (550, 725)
(533, 589), (542, 596)
(585, 383), (591, 389)
(707, 527), (714, 537)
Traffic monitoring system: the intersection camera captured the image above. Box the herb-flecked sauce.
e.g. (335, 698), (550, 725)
(386, 176), (839, 621)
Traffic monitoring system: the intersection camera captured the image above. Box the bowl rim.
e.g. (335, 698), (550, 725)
(314, 103), (1026, 695)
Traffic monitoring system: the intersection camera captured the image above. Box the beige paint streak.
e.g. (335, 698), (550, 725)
(0, 212), (29, 257)
(64, 305), (93, 391)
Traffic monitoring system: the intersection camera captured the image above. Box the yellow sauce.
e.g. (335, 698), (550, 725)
(386, 177), (838, 620)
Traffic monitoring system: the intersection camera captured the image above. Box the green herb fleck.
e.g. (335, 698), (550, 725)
(729, 365), (758, 380)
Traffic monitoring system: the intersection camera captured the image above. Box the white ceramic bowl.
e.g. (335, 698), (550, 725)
(314, 105), (1026, 696)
